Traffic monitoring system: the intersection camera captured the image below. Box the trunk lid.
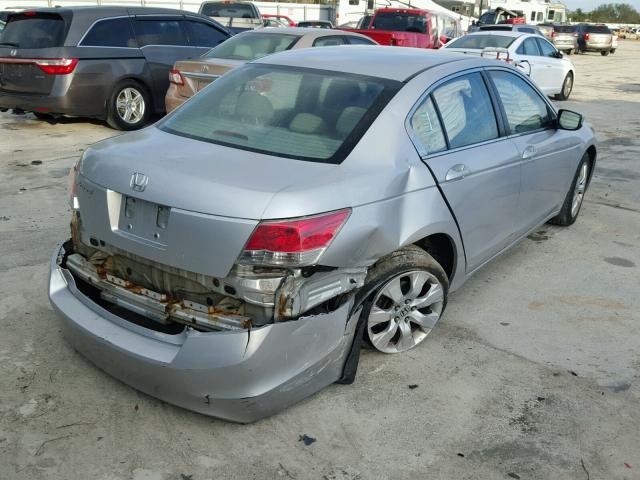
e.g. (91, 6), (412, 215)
(173, 58), (242, 97)
(81, 127), (339, 219)
(78, 127), (341, 277)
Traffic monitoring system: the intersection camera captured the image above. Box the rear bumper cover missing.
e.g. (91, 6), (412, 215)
(48, 242), (358, 423)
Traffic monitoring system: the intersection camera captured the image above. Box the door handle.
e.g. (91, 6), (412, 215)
(522, 145), (537, 159)
(445, 164), (470, 181)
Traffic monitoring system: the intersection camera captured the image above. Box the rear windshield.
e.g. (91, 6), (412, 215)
(586, 25), (611, 33)
(446, 34), (515, 49)
(0, 13), (67, 48)
(372, 12), (427, 33)
(201, 3), (256, 18)
(554, 25), (575, 33)
(480, 25), (513, 31)
(159, 64), (400, 163)
(204, 32), (299, 60)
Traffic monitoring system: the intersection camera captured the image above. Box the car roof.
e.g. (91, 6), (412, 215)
(9, 6), (202, 18)
(252, 27), (371, 38)
(253, 45), (481, 82)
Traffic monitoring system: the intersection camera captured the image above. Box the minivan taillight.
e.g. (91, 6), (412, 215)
(584, 33), (590, 40)
(35, 58), (78, 75)
(169, 69), (184, 85)
(0, 57), (78, 75)
(239, 209), (351, 267)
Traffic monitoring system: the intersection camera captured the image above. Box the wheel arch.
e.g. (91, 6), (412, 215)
(412, 233), (458, 283)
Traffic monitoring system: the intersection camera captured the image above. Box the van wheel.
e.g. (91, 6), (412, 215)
(555, 72), (573, 101)
(601, 50), (610, 56)
(610, 49), (616, 54)
(566, 49), (573, 55)
(32, 112), (53, 121)
(548, 154), (590, 226)
(363, 246), (448, 354)
(107, 80), (151, 131)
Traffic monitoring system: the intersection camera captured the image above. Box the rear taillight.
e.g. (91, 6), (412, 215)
(239, 209), (351, 267)
(551, 31), (557, 38)
(169, 68), (184, 86)
(0, 57), (78, 75)
(35, 58), (78, 75)
(584, 33), (590, 40)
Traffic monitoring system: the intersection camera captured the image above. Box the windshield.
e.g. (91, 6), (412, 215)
(160, 64), (400, 163)
(204, 32), (299, 60)
(201, 3), (256, 18)
(446, 34), (516, 49)
(372, 12), (427, 33)
(1, 13), (67, 48)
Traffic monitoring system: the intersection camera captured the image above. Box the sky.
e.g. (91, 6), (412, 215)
(562, 0), (640, 10)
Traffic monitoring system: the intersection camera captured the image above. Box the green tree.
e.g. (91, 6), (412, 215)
(570, 3), (640, 23)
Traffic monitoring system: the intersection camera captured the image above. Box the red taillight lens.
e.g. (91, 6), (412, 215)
(169, 68), (184, 85)
(35, 58), (78, 75)
(240, 209), (351, 267)
(584, 33), (590, 40)
(551, 31), (557, 38)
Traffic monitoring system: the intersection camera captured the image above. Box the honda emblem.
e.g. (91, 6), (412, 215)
(130, 172), (149, 192)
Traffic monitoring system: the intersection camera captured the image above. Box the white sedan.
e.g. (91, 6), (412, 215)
(443, 31), (575, 100)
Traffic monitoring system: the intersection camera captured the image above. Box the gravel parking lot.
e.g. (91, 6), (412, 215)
(1, 42), (639, 480)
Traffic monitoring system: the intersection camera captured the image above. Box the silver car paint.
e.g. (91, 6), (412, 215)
(49, 47), (597, 421)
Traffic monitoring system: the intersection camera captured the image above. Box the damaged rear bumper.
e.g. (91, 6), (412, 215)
(48, 242), (359, 423)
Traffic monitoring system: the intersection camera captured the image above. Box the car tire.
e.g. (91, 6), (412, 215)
(32, 112), (53, 121)
(363, 245), (448, 354)
(106, 80), (151, 131)
(548, 154), (591, 226)
(566, 49), (573, 55)
(601, 50), (610, 56)
(610, 49), (616, 54)
(555, 72), (573, 101)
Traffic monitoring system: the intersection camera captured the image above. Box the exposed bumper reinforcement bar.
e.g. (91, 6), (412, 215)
(49, 242), (358, 423)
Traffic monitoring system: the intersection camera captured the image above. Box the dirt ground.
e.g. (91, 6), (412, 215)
(1, 42), (639, 480)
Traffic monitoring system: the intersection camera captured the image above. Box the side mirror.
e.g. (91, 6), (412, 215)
(557, 109), (583, 130)
(554, 51), (563, 59)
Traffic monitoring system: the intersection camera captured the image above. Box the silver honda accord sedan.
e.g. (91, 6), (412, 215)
(49, 46), (597, 423)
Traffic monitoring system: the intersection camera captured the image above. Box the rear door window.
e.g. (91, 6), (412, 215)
(431, 73), (499, 149)
(1, 13), (67, 48)
(409, 96), (447, 155)
(185, 20), (228, 47)
(80, 17), (136, 47)
(489, 70), (552, 134)
(133, 19), (188, 47)
(517, 37), (541, 55)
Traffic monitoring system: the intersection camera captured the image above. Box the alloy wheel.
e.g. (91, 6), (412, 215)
(367, 270), (444, 354)
(571, 162), (589, 218)
(116, 87), (146, 125)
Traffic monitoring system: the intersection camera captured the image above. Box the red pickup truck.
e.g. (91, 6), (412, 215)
(343, 8), (460, 49)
